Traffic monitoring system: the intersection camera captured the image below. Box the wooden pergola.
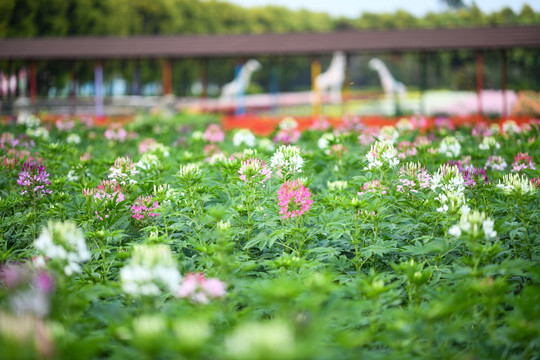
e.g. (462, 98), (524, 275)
(1, 25), (540, 117)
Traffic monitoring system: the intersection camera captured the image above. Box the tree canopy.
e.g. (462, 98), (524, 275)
(1, 0), (539, 38)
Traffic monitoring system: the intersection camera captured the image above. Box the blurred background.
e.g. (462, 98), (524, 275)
(0, 0), (539, 120)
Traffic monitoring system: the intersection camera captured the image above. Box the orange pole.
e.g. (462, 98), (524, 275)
(311, 55), (322, 116)
(162, 58), (172, 95)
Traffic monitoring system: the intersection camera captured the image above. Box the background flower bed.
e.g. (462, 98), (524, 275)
(0, 113), (539, 359)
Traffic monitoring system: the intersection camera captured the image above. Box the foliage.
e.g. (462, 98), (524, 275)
(0, 113), (540, 358)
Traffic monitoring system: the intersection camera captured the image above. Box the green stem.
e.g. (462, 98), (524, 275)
(353, 217), (361, 275)
(276, 240), (296, 254)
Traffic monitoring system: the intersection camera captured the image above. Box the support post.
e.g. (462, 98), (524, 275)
(94, 61), (104, 123)
(200, 58), (208, 98)
(311, 55), (322, 116)
(420, 51), (427, 115)
(342, 53), (351, 115)
(235, 58), (246, 116)
(269, 57), (280, 114)
(162, 58), (172, 96)
(133, 59), (141, 96)
(29, 61), (37, 105)
(70, 63), (77, 116)
(476, 50), (483, 118)
(501, 49), (507, 119)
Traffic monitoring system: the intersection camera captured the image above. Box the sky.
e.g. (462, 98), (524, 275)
(224, 0), (540, 18)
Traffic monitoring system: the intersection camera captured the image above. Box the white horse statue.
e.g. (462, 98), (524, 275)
(368, 58), (408, 107)
(315, 51), (346, 103)
(220, 59), (261, 103)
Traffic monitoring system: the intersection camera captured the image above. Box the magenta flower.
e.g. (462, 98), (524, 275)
(434, 117), (455, 132)
(462, 167), (489, 187)
(471, 122), (492, 138)
(1, 133), (35, 150)
(17, 161), (52, 197)
(273, 129), (301, 145)
(131, 196), (159, 222)
(238, 158), (272, 186)
(531, 177), (540, 189)
(511, 153), (535, 173)
(175, 272), (226, 304)
(358, 180), (387, 196)
(1, 263), (55, 318)
(277, 180), (313, 219)
(204, 124), (225, 143)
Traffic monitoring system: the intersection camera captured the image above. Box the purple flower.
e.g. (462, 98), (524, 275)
(33, 272), (55, 294)
(17, 161), (52, 197)
(0, 263), (55, 318)
(462, 167), (489, 187)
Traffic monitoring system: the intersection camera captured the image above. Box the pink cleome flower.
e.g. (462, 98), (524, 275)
(1, 155), (19, 170)
(396, 163), (431, 193)
(204, 124), (225, 144)
(485, 155), (507, 171)
(55, 118), (74, 132)
(273, 129), (301, 145)
(309, 116), (331, 131)
(175, 272), (226, 304)
(138, 138), (157, 154)
(204, 144), (222, 156)
(277, 180), (313, 219)
(471, 122), (492, 138)
(131, 195), (159, 222)
(328, 144), (347, 157)
(511, 152), (535, 173)
(358, 180), (387, 196)
(238, 158), (272, 186)
(397, 141), (418, 159)
(83, 180), (125, 221)
(104, 124), (128, 142)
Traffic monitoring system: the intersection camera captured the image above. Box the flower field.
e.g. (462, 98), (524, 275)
(1, 113), (540, 359)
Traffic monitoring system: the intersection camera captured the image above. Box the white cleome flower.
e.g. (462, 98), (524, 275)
(233, 129), (256, 147)
(478, 136), (500, 151)
(270, 145), (304, 175)
(448, 210), (497, 240)
(497, 173), (536, 196)
(365, 139), (399, 170)
(120, 244), (181, 297)
(66, 133), (81, 144)
(136, 153), (162, 174)
(34, 220), (90, 276)
(438, 136), (461, 158)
